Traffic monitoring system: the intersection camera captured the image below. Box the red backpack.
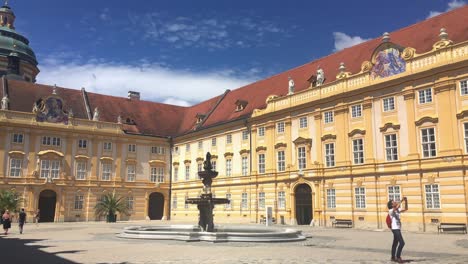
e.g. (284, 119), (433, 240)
(386, 214), (392, 229)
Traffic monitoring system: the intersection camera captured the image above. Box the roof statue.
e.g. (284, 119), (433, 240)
(93, 107), (99, 121)
(1, 95), (8, 110)
(316, 68), (325, 86)
(117, 115), (122, 124)
(288, 77), (295, 95)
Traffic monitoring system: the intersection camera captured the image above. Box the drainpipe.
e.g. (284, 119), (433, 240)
(168, 136), (173, 221)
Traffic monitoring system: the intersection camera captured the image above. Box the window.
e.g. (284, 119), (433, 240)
(258, 154), (265, 174)
(258, 127), (265, 137)
(277, 122), (285, 133)
(42, 136), (61, 146)
(172, 197), (177, 209)
(351, 105), (362, 118)
(383, 97), (395, 112)
(421, 128), (436, 157)
(242, 131), (249, 140)
(12, 133), (24, 144)
(76, 161), (87, 180)
(258, 192), (265, 209)
(299, 117), (308, 128)
(185, 144), (190, 152)
(127, 165), (136, 182)
(278, 191), (286, 209)
(226, 159), (232, 176)
(298, 147), (306, 169)
(465, 123), (468, 153)
(40, 160), (60, 179)
(388, 186), (401, 202)
(151, 146), (165, 154)
(241, 156), (248, 176)
(324, 111), (334, 124)
(226, 134), (232, 144)
(185, 165), (190, 180)
(198, 141), (203, 149)
(9, 158), (22, 177)
(384, 134), (398, 161)
(352, 139), (364, 164)
(103, 142), (112, 151)
(127, 196), (134, 210)
(241, 193), (248, 209)
(425, 184), (440, 209)
(418, 88), (432, 104)
(151, 167), (164, 183)
(173, 167), (178, 182)
(74, 195), (84, 210)
(78, 139), (87, 149)
(325, 143), (335, 167)
(174, 146), (179, 155)
(101, 163), (112, 181)
(211, 138), (217, 147)
(355, 187), (366, 209)
(211, 160), (217, 171)
(327, 189), (336, 209)
(276, 151), (286, 172)
(197, 163), (203, 172)
(225, 193), (232, 209)
(460, 80), (468, 95)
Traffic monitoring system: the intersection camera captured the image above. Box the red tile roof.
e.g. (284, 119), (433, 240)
(3, 6), (467, 138)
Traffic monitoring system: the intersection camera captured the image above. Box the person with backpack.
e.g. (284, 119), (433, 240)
(18, 208), (26, 234)
(387, 197), (408, 263)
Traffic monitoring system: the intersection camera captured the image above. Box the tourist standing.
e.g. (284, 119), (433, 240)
(2, 209), (11, 235)
(18, 208), (26, 234)
(34, 209), (40, 225)
(388, 197), (408, 263)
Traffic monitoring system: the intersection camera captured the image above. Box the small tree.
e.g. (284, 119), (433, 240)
(0, 189), (23, 213)
(94, 192), (129, 222)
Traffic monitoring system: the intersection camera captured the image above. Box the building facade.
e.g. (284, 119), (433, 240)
(1, 3), (467, 232)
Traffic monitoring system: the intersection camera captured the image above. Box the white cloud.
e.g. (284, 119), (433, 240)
(36, 54), (256, 107)
(427, 0), (466, 18)
(99, 8), (111, 21)
(332, 32), (369, 51)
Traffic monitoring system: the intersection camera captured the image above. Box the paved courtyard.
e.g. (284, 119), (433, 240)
(1, 220), (467, 264)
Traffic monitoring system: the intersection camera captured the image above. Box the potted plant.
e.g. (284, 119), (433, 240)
(94, 192), (129, 223)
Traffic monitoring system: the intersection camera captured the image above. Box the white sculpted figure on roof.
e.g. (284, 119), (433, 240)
(1, 95), (8, 110)
(288, 77), (295, 95)
(93, 107), (100, 121)
(316, 68), (325, 86)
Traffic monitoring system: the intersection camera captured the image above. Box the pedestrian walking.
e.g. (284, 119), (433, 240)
(34, 209), (40, 225)
(388, 197), (408, 263)
(2, 209), (11, 235)
(18, 208), (26, 234)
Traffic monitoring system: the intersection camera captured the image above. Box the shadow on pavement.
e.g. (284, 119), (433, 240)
(0, 236), (78, 264)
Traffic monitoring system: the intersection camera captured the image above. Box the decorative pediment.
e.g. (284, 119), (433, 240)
(126, 158), (137, 164)
(183, 159), (191, 164)
(210, 155), (218, 159)
(456, 110), (468, 119)
(379, 123), (400, 132)
(100, 157), (113, 161)
(370, 41), (406, 80)
(348, 129), (366, 137)
(256, 146), (267, 152)
(223, 152), (233, 158)
(74, 155), (90, 160)
(415, 116), (438, 126)
(239, 149), (250, 155)
(172, 162), (180, 166)
(293, 137), (312, 146)
(8, 150), (25, 157)
(196, 157), (204, 162)
(274, 142), (287, 149)
(38, 150), (64, 157)
(321, 134), (336, 141)
(149, 159), (165, 165)
(235, 99), (248, 112)
(33, 95), (69, 125)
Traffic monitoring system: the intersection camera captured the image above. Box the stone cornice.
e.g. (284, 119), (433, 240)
(347, 129), (366, 137)
(321, 134), (337, 141)
(379, 123), (401, 132)
(434, 80), (456, 94)
(415, 116), (439, 126)
(292, 137), (312, 146)
(403, 91), (415, 100)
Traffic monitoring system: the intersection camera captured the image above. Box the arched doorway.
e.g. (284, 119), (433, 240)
(148, 192), (164, 220)
(295, 184), (312, 225)
(38, 190), (57, 222)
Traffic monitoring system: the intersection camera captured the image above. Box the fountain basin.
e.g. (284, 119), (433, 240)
(117, 225), (306, 242)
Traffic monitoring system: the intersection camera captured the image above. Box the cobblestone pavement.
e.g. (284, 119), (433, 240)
(1, 220), (468, 264)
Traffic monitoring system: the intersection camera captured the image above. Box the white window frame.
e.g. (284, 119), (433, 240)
(151, 146), (165, 154)
(74, 195), (84, 210)
(242, 131), (249, 140)
(197, 163), (203, 172)
(241, 193), (248, 209)
(351, 104), (362, 118)
(383, 97), (395, 112)
(388, 186), (401, 202)
(127, 196), (134, 210)
(278, 191), (286, 209)
(241, 156), (248, 176)
(211, 160), (217, 171)
(258, 153), (265, 174)
(258, 127), (265, 137)
(127, 164), (136, 182)
(325, 143), (335, 167)
(173, 167), (178, 182)
(352, 138), (364, 164)
(75, 161), (87, 180)
(324, 111), (334, 124)
(226, 159), (232, 176)
(326, 188), (336, 209)
(101, 162), (112, 181)
(385, 133), (398, 161)
(425, 184), (441, 209)
(258, 192), (265, 209)
(185, 144), (190, 152)
(465, 123), (468, 153)
(225, 193), (232, 209)
(418, 88), (433, 104)
(42, 136), (61, 146)
(151, 167), (164, 183)
(78, 139), (87, 149)
(298, 146), (306, 169)
(185, 165), (190, 180)
(128, 144), (136, 152)
(460, 79), (468, 95)
(12, 133), (24, 144)
(212, 138), (217, 147)
(226, 134), (232, 144)
(277, 151), (285, 172)
(172, 197), (177, 209)
(198, 141), (203, 149)
(103, 142), (112, 151)
(421, 127), (437, 158)
(40, 160), (60, 179)
(277, 122), (285, 133)
(355, 187), (366, 209)
(299, 116), (308, 128)
(9, 158), (22, 177)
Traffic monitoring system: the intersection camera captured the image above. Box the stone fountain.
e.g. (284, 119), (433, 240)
(117, 152), (306, 242)
(185, 152), (230, 232)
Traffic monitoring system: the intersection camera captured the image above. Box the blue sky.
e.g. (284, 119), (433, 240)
(10, 0), (466, 106)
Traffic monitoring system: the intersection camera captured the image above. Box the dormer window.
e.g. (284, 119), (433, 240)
(196, 113), (206, 124)
(235, 100), (248, 112)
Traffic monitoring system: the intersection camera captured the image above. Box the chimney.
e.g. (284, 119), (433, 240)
(128, 91), (140, 101)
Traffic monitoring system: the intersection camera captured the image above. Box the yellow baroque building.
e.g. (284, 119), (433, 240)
(1, 3), (468, 232)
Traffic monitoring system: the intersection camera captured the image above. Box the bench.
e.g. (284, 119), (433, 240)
(438, 223), (467, 234)
(332, 219), (353, 228)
